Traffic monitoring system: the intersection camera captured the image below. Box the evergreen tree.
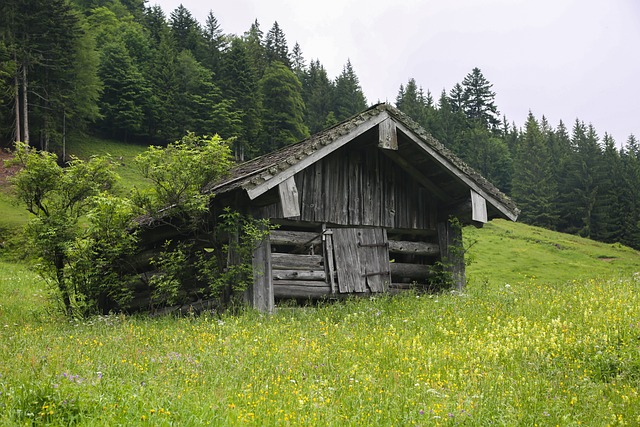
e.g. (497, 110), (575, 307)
(461, 67), (500, 129)
(620, 137), (640, 248)
(301, 59), (334, 134)
(291, 42), (306, 78)
(558, 121), (603, 237)
(97, 40), (150, 140)
(511, 113), (559, 228)
(219, 37), (262, 159)
(396, 79), (423, 124)
(431, 90), (466, 153)
(264, 21), (290, 67)
(169, 5), (204, 57)
(591, 133), (623, 242)
(242, 19), (267, 78)
(460, 124), (512, 192)
(333, 59), (367, 121)
(259, 62), (308, 152)
(202, 10), (226, 75)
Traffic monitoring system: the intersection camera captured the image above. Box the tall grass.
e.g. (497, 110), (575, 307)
(1, 260), (639, 425)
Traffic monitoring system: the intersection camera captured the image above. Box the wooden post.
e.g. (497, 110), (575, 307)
(249, 234), (274, 313)
(278, 176), (301, 218)
(471, 189), (488, 224)
(437, 220), (466, 290)
(378, 118), (398, 150)
(323, 229), (337, 294)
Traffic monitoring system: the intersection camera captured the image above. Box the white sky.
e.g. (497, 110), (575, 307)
(151, 0), (640, 145)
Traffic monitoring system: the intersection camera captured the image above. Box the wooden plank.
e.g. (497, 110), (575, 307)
(381, 149), (448, 201)
(271, 253), (323, 270)
(270, 230), (320, 245)
(250, 235), (274, 313)
(272, 269), (326, 281)
(324, 232), (337, 294)
(437, 221), (466, 290)
(347, 150), (361, 224)
(272, 280), (329, 287)
(332, 228), (364, 293)
(471, 189), (488, 223)
(388, 240), (439, 256)
(394, 121), (518, 221)
(359, 228), (390, 293)
(378, 118), (398, 150)
(273, 284), (332, 298)
(390, 262), (432, 279)
(246, 111), (390, 200)
(278, 176), (300, 218)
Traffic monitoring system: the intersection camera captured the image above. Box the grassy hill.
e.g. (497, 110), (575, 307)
(1, 138), (639, 425)
(465, 219), (640, 285)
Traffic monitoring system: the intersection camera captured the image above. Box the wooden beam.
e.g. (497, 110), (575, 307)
(378, 118), (398, 150)
(250, 235), (274, 313)
(271, 253), (323, 270)
(270, 230), (321, 245)
(272, 269), (326, 281)
(273, 283), (332, 299)
(388, 240), (440, 256)
(324, 231), (337, 294)
(278, 176), (300, 218)
(246, 111), (390, 200)
(471, 189), (487, 223)
(389, 262), (432, 279)
(380, 149), (449, 201)
(394, 121), (518, 221)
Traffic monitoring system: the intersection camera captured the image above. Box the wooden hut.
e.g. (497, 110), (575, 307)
(204, 103), (518, 312)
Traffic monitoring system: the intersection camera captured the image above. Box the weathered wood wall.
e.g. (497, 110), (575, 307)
(256, 144), (438, 231)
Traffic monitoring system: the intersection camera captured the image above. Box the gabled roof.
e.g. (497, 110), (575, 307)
(207, 103), (519, 221)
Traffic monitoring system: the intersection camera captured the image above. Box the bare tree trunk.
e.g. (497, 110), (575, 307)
(22, 62), (29, 145)
(14, 59), (21, 143)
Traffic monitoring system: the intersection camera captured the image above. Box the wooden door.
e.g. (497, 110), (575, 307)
(332, 228), (391, 293)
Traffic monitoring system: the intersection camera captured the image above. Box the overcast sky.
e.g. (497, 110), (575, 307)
(151, 0), (639, 145)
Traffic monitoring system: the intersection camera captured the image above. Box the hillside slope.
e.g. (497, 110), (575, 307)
(465, 219), (640, 285)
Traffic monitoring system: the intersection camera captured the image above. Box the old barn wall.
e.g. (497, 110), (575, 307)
(256, 144), (438, 231)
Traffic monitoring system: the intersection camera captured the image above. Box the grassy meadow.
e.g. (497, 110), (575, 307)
(1, 141), (640, 425)
(1, 222), (639, 425)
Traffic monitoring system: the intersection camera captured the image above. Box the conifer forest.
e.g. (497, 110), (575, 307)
(1, 0), (639, 249)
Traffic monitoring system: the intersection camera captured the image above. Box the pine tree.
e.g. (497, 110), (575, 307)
(259, 62), (308, 152)
(169, 5), (204, 57)
(301, 59), (334, 134)
(396, 78), (428, 126)
(264, 21), (290, 67)
(219, 37), (262, 159)
(461, 67), (500, 129)
(98, 40), (150, 141)
(291, 42), (306, 78)
(333, 59), (367, 121)
(202, 10), (227, 76)
(591, 133), (623, 242)
(448, 83), (465, 114)
(620, 137), (640, 248)
(243, 19), (266, 78)
(511, 112), (559, 228)
(431, 90), (466, 153)
(558, 121), (603, 237)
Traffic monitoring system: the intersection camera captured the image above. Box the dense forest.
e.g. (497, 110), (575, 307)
(1, 0), (639, 249)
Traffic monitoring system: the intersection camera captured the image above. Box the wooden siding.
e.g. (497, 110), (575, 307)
(256, 145), (438, 230)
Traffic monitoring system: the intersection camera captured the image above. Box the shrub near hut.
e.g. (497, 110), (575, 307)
(7, 134), (265, 317)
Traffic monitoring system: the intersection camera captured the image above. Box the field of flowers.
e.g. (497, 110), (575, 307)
(1, 253), (639, 426)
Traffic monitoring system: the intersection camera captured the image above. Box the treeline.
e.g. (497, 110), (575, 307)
(0, 0), (367, 159)
(1, 0), (640, 249)
(395, 72), (640, 249)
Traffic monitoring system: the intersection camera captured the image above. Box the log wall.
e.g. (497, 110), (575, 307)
(256, 145), (438, 230)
